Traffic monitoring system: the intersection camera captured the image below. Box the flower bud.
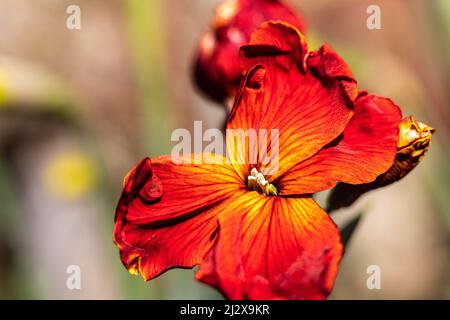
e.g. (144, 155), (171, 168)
(193, 0), (306, 104)
(327, 116), (434, 212)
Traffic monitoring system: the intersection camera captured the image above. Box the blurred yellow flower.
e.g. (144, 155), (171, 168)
(44, 152), (97, 201)
(0, 69), (8, 107)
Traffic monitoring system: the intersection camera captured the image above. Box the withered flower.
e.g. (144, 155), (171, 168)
(327, 116), (435, 212)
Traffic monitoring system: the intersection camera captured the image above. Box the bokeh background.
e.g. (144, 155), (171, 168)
(0, 0), (449, 299)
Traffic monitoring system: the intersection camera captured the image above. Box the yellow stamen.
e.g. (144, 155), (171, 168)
(247, 168), (278, 196)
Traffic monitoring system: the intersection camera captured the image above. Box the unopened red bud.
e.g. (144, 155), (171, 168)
(193, 0), (306, 104)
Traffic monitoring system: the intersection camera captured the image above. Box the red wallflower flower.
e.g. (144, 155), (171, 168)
(194, 0), (306, 105)
(114, 22), (402, 299)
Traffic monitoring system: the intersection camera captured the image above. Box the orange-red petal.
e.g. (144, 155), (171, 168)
(113, 154), (243, 280)
(196, 192), (343, 300)
(307, 43), (358, 102)
(226, 22), (355, 181)
(278, 93), (402, 195)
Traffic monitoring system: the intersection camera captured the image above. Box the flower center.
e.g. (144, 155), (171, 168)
(247, 168), (278, 196)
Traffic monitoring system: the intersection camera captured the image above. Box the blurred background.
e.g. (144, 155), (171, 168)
(0, 0), (448, 299)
